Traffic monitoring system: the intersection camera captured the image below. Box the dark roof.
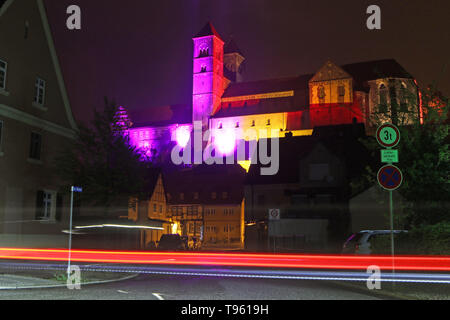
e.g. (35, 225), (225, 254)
(224, 38), (243, 55)
(194, 22), (223, 41)
(342, 59), (414, 91)
(212, 95), (307, 118)
(222, 74), (312, 98)
(222, 59), (412, 100)
(163, 164), (246, 205)
(129, 104), (192, 128)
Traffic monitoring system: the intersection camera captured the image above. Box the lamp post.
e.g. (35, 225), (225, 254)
(68, 186), (82, 276)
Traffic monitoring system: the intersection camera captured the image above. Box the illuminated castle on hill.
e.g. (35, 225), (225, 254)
(122, 22), (420, 161)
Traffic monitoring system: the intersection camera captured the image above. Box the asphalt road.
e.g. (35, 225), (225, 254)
(0, 273), (381, 300)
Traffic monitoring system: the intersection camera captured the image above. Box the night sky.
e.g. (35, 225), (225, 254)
(43, 0), (450, 124)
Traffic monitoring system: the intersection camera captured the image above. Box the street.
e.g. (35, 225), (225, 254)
(0, 273), (381, 300)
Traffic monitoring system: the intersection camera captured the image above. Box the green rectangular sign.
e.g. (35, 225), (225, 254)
(381, 149), (399, 163)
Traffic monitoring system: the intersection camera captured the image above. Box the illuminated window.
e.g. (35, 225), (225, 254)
(338, 86), (345, 103)
(34, 77), (46, 106)
(378, 83), (388, 112)
(0, 59), (7, 89)
(399, 82), (409, 112)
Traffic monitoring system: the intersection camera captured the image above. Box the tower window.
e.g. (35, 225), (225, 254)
(218, 122), (222, 129)
(266, 119), (271, 126)
(251, 120), (255, 127)
(200, 65), (207, 73)
(235, 122), (239, 128)
(199, 48), (209, 57)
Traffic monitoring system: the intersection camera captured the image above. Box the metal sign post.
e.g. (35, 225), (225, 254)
(68, 186), (82, 277)
(376, 124), (402, 283)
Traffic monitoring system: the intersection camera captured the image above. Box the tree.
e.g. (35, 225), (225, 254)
(353, 81), (449, 230)
(54, 98), (152, 218)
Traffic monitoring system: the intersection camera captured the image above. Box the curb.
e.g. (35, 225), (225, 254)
(328, 280), (415, 300)
(0, 273), (140, 290)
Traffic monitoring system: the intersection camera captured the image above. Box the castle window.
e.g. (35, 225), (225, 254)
(266, 119), (271, 126)
(218, 122), (222, 129)
(338, 86), (345, 103)
(378, 83), (388, 113)
(399, 82), (409, 112)
(235, 122), (239, 128)
(318, 85), (326, 101)
(200, 65), (207, 73)
(251, 120), (255, 127)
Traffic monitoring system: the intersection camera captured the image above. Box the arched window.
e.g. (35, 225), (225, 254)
(399, 82), (409, 112)
(378, 83), (388, 113)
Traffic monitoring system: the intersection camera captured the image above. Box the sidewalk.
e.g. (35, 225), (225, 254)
(0, 264), (138, 289)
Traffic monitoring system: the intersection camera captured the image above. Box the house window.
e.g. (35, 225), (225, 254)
(34, 77), (46, 106)
(309, 163), (330, 181)
(35, 190), (55, 220)
(29, 132), (42, 160)
(153, 204), (157, 212)
(0, 59), (7, 89)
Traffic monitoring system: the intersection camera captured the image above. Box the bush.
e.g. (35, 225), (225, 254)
(370, 222), (450, 255)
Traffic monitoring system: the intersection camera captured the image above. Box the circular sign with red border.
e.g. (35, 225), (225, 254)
(376, 123), (400, 148)
(377, 164), (403, 191)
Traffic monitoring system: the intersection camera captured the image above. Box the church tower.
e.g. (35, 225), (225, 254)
(192, 22), (224, 131)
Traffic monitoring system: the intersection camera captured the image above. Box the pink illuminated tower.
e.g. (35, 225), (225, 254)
(192, 22), (225, 132)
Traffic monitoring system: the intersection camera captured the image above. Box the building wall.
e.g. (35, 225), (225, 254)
(0, 0), (77, 241)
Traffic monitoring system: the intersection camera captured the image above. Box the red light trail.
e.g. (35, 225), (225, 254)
(0, 248), (449, 271)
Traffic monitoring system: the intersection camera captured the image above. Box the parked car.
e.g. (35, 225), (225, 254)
(157, 234), (187, 251)
(342, 230), (408, 254)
